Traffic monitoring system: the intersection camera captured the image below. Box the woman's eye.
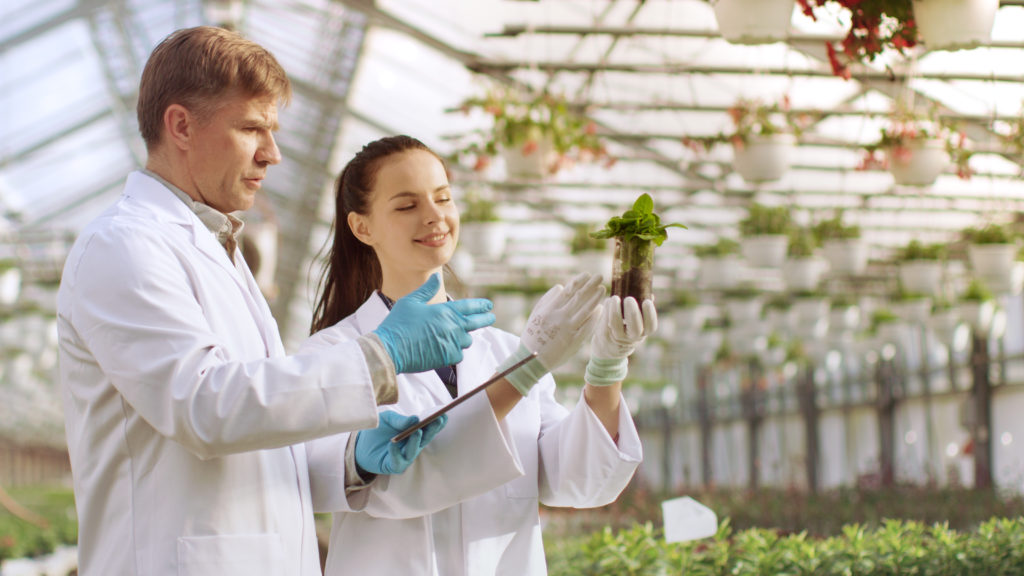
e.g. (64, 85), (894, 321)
(396, 205), (415, 211)
(437, 197), (451, 203)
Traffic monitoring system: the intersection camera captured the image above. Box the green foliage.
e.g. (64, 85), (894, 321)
(670, 290), (699, 309)
(569, 224), (607, 253)
(591, 194), (686, 247)
(898, 239), (945, 261)
(962, 278), (994, 302)
(449, 87), (609, 170)
(788, 227), (818, 258)
(871, 308), (899, 330)
(0, 485), (77, 562)
(964, 224), (1015, 245)
(693, 238), (740, 258)
(739, 203), (792, 237)
(547, 517), (1024, 576)
(682, 98), (812, 151)
(812, 212), (861, 242)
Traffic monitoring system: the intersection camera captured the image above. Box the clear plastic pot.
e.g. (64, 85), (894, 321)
(611, 237), (654, 306)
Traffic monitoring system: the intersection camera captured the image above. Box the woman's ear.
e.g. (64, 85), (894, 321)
(347, 211), (375, 246)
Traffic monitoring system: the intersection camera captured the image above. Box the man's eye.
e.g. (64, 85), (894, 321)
(396, 205), (415, 211)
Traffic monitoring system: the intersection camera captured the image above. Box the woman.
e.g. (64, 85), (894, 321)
(303, 135), (657, 576)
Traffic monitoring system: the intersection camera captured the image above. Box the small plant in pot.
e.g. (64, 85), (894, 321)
(783, 227), (824, 292)
(739, 203), (793, 268)
(591, 193), (686, 309)
(963, 223), (1018, 291)
(813, 211), (866, 276)
(958, 277), (997, 333)
(694, 238), (742, 290)
(458, 192), (505, 260)
(896, 239), (946, 297)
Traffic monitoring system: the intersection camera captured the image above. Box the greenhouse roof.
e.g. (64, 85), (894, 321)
(4, 0), (1024, 344)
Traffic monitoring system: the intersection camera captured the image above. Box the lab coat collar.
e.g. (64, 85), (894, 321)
(124, 171), (239, 275)
(122, 171), (279, 356)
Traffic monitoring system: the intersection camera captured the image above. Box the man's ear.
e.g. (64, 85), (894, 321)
(347, 211), (375, 246)
(163, 104), (194, 152)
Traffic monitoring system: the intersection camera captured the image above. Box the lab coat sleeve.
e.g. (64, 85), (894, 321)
(64, 222), (380, 460)
(307, 392), (525, 518)
(536, 381), (642, 508)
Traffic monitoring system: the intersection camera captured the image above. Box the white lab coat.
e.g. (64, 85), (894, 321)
(304, 295), (643, 576)
(57, 171), (383, 576)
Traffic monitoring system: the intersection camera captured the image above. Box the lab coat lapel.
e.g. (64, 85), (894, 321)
(126, 172), (277, 356)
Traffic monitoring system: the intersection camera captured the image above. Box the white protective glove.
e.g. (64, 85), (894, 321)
(585, 296), (658, 386)
(494, 272), (606, 396)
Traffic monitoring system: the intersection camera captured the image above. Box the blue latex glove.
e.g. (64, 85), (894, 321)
(354, 410), (449, 475)
(373, 274), (495, 374)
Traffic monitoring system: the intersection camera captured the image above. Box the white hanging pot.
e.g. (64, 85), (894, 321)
(781, 257), (825, 292)
(732, 133), (795, 183)
(822, 238), (868, 276)
(699, 255), (744, 289)
(711, 0), (796, 45)
(892, 298), (933, 324)
(829, 305), (861, 333)
(898, 260), (944, 296)
(458, 221), (507, 260)
(957, 300), (996, 334)
(501, 136), (556, 180)
(929, 308), (963, 344)
(724, 298), (763, 324)
(741, 234), (789, 268)
(912, 0), (998, 52)
(967, 243), (1016, 287)
(887, 139), (949, 187)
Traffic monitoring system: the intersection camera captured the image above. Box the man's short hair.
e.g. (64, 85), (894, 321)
(136, 26), (292, 150)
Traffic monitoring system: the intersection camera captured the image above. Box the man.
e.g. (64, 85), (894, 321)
(57, 26), (494, 576)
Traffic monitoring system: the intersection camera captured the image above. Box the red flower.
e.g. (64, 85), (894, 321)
(521, 139), (538, 156)
(472, 155), (491, 172)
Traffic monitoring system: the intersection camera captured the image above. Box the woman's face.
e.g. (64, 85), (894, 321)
(348, 149), (459, 279)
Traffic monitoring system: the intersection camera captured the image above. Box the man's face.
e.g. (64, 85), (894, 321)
(184, 93), (281, 213)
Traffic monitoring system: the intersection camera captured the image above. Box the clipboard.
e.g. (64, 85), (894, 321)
(390, 351), (538, 444)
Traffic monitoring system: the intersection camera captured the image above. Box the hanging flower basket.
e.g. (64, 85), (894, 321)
(711, 0), (796, 45)
(732, 133), (796, 183)
(887, 139), (949, 187)
(501, 135), (557, 180)
(912, 0), (999, 52)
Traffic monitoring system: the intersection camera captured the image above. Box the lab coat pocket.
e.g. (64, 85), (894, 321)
(504, 398), (540, 499)
(177, 533), (285, 576)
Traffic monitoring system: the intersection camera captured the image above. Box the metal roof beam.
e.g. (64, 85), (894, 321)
(0, 0), (108, 55)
